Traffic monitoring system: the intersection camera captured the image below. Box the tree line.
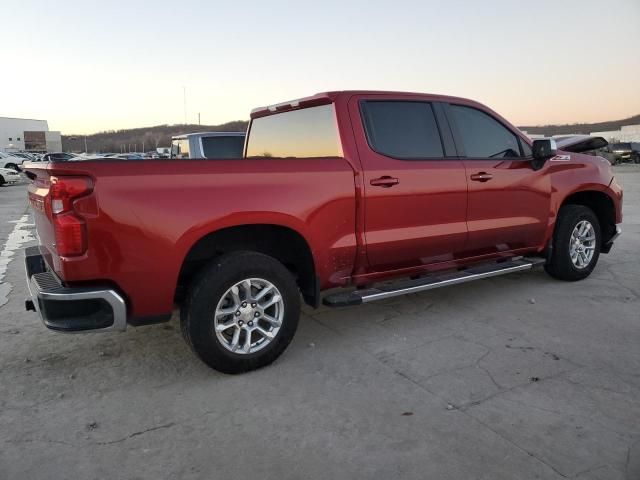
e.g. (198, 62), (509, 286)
(62, 120), (249, 153)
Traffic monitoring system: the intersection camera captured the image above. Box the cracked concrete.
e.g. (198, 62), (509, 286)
(0, 166), (639, 479)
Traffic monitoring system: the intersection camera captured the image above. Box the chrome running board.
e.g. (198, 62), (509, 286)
(323, 257), (546, 307)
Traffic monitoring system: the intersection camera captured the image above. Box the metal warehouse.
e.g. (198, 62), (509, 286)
(0, 116), (62, 153)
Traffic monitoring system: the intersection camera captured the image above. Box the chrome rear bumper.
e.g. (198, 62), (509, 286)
(24, 246), (127, 333)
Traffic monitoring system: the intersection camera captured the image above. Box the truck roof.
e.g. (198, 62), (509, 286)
(250, 90), (482, 119)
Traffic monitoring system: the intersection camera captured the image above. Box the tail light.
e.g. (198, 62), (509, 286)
(49, 176), (93, 256)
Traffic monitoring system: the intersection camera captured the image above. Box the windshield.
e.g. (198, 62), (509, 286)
(611, 143), (632, 150)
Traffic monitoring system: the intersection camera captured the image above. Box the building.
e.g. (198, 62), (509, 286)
(0, 116), (62, 153)
(590, 124), (640, 143)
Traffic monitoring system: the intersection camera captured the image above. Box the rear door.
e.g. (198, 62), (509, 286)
(445, 103), (550, 256)
(349, 95), (468, 272)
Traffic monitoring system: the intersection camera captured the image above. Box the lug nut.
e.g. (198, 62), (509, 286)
(235, 310), (241, 316)
(248, 321), (254, 327)
(241, 302), (247, 308)
(251, 303), (257, 308)
(238, 320), (244, 326)
(254, 312), (260, 317)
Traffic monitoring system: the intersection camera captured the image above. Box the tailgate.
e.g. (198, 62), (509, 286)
(26, 164), (56, 263)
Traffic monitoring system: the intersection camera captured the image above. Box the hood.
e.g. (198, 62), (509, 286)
(0, 167), (19, 174)
(553, 135), (608, 153)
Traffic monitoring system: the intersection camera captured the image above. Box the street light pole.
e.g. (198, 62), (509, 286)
(183, 86), (187, 124)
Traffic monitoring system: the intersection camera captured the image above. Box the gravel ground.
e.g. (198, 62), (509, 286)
(0, 166), (638, 480)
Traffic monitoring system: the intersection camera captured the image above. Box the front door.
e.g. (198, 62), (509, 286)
(349, 95), (468, 272)
(446, 103), (551, 256)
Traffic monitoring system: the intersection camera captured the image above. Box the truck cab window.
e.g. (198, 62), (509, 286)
(360, 101), (444, 159)
(450, 105), (523, 159)
(246, 104), (342, 158)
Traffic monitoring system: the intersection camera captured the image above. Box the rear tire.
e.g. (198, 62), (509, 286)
(181, 251), (300, 374)
(545, 205), (601, 281)
(0, 175), (5, 187)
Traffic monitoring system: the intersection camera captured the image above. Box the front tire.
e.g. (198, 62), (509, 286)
(181, 251), (301, 374)
(545, 205), (601, 281)
(0, 175), (5, 187)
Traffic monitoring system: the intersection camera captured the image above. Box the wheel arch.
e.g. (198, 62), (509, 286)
(176, 223), (319, 308)
(559, 189), (617, 248)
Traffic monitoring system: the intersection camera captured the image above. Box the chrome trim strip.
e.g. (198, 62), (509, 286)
(360, 263), (534, 303)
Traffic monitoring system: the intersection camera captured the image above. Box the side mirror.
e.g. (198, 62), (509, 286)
(532, 138), (557, 160)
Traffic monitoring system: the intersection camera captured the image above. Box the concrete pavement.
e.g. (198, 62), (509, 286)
(0, 167), (638, 479)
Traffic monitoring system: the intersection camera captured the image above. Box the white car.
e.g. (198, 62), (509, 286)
(0, 152), (24, 170)
(0, 167), (20, 186)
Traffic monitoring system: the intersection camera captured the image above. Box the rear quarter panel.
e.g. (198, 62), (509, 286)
(30, 159), (357, 318)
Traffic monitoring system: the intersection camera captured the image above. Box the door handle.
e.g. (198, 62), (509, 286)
(470, 172), (493, 182)
(370, 176), (399, 188)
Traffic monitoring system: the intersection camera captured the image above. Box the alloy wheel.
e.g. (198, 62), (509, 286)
(213, 278), (284, 354)
(569, 220), (596, 269)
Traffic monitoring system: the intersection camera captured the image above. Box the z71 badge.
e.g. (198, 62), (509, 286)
(550, 155), (571, 162)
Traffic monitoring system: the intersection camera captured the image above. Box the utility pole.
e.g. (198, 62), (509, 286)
(84, 136), (88, 153)
(183, 86), (187, 124)
(198, 112), (201, 126)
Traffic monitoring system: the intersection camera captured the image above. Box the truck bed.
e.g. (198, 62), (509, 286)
(26, 158), (357, 319)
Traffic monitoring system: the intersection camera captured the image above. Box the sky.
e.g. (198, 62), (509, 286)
(2, 0), (639, 134)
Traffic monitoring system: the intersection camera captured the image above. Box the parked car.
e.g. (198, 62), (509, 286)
(112, 153), (145, 160)
(41, 152), (77, 162)
(0, 151), (25, 171)
(552, 135), (608, 154)
(171, 131), (246, 159)
(9, 152), (37, 163)
(0, 167), (21, 186)
(24, 90), (623, 374)
(608, 142), (638, 163)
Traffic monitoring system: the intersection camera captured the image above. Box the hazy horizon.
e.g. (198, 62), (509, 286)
(57, 111), (640, 137)
(3, 0), (639, 134)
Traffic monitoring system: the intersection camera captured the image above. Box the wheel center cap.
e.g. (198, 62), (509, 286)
(239, 306), (254, 322)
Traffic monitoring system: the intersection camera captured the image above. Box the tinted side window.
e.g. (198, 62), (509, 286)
(520, 139), (532, 157)
(451, 105), (522, 158)
(360, 101), (443, 159)
(201, 136), (245, 159)
(246, 104), (342, 158)
(171, 139), (190, 158)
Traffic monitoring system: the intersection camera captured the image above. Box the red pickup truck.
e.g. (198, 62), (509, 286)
(24, 91), (623, 373)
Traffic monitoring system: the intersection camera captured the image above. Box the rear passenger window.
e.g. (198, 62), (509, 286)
(450, 105), (522, 158)
(360, 101), (444, 159)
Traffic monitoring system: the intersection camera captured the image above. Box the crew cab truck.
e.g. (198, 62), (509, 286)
(24, 91), (623, 373)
